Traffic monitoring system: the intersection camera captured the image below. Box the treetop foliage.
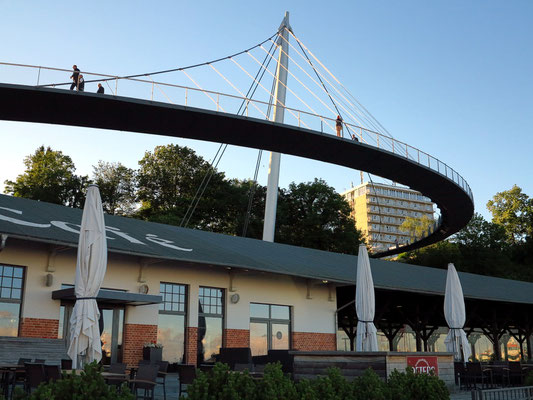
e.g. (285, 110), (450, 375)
(4, 144), (363, 255)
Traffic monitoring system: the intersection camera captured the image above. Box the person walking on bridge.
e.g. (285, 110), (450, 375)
(78, 74), (85, 92)
(70, 65), (80, 90)
(335, 115), (343, 137)
(97, 83), (104, 94)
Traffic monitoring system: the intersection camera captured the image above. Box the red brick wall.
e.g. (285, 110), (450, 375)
(292, 332), (336, 351)
(123, 323), (157, 367)
(223, 328), (249, 348)
(19, 318), (59, 339)
(185, 327), (198, 365)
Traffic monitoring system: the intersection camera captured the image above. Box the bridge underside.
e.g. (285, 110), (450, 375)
(0, 83), (474, 257)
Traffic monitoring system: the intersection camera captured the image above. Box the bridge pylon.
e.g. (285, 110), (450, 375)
(263, 11), (291, 242)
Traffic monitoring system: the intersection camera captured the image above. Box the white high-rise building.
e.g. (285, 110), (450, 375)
(342, 182), (436, 252)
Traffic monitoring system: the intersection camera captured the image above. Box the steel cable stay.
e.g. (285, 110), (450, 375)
(274, 31), (376, 132)
(286, 28), (394, 139)
(281, 29), (412, 243)
(180, 37), (279, 229)
(246, 49), (334, 131)
(229, 57), (309, 129)
(242, 59), (278, 238)
(278, 32), (384, 137)
(261, 42), (370, 133)
(279, 29), (388, 137)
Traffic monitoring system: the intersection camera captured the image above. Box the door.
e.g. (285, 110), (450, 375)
(60, 304), (124, 364)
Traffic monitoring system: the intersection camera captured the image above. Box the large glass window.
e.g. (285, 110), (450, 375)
(250, 303), (291, 356)
(198, 287), (224, 364)
(159, 282), (187, 364)
(0, 265), (23, 337)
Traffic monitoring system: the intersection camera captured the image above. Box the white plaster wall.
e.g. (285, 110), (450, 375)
(0, 239), (337, 335)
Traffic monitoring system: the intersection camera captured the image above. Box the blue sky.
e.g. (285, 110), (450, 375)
(1, 1), (532, 221)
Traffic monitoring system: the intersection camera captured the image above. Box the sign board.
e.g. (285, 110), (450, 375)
(406, 356), (439, 376)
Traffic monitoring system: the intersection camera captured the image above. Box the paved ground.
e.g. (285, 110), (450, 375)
(450, 391), (472, 400)
(152, 373), (180, 399)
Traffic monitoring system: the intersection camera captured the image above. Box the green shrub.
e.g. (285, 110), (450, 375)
(353, 368), (389, 400)
(184, 362), (257, 400)
(388, 367), (449, 400)
(310, 367), (355, 400)
(255, 362), (298, 400)
(182, 362), (450, 400)
(17, 362), (133, 400)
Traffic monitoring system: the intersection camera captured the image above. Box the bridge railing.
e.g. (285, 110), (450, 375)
(0, 62), (473, 203)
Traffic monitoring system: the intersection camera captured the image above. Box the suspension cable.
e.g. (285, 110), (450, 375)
(181, 37), (279, 229)
(38, 32), (280, 88)
(286, 28), (394, 138)
(278, 30), (383, 134)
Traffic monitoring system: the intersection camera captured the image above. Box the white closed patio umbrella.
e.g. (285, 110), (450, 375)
(67, 185), (107, 368)
(355, 243), (379, 351)
(444, 263), (471, 361)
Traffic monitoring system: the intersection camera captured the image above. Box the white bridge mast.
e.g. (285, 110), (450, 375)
(263, 11), (291, 242)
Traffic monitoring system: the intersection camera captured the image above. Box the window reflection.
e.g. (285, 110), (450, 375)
(0, 265), (24, 337)
(249, 303), (290, 356)
(159, 283), (187, 364)
(198, 287), (224, 364)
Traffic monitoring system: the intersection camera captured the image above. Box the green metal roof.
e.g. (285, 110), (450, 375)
(1, 194), (532, 305)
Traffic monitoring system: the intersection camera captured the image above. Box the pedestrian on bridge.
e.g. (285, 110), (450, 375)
(70, 65), (80, 90)
(78, 74), (85, 92)
(97, 83), (104, 94)
(335, 115), (343, 137)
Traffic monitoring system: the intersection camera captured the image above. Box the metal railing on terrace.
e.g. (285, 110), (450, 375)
(0, 62), (473, 204)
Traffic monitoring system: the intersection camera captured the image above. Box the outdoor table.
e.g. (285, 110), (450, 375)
(0, 365), (25, 398)
(199, 364), (215, 374)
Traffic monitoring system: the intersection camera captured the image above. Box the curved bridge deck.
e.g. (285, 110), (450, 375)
(0, 83), (474, 257)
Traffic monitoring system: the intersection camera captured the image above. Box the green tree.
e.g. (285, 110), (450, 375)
(399, 215), (434, 241)
(453, 213), (508, 251)
(136, 144), (233, 230)
(92, 161), (137, 215)
(276, 179), (364, 255)
(487, 185), (532, 243)
(4, 146), (89, 207)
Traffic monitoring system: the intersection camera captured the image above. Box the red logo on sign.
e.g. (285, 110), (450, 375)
(406, 356), (439, 376)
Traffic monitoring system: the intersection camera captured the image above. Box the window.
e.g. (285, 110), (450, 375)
(250, 303), (291, 356)
(159, 282), (187, 364)
(0, 265), (23, 337)
(198, 287), (224, 364)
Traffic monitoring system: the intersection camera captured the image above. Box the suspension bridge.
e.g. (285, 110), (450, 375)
(0, 13), (473, 257)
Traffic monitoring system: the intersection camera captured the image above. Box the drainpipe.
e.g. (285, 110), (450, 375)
(0, 234), (7, 252)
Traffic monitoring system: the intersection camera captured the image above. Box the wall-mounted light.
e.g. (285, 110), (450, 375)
(45, 273), (53, 287)
(230, 293), (240, 304)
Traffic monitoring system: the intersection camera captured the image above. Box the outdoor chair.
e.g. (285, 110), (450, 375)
(488, 361), (509, 387)
(9, 358), (31, 395)
(267, 350), (294, 374)
(129, 363), (158, 400)
(24, 363), (46, 394)
(508, 361), (526, 385)
(61, 359), (72, 370)
(176, 364), (196, 398)
(454, 362), (467, 389)
(106, 363), (128, 390)
(44, 365), (61, 382)
(234, 363), (254, 372)
(218, 347), (252, 370)
(466, 362), (493, 389)
(155, 361), (169, 400)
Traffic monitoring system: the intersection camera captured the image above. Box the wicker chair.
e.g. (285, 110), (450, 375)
(129, 363), (159, 400)
(176, 364), (196, 398)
